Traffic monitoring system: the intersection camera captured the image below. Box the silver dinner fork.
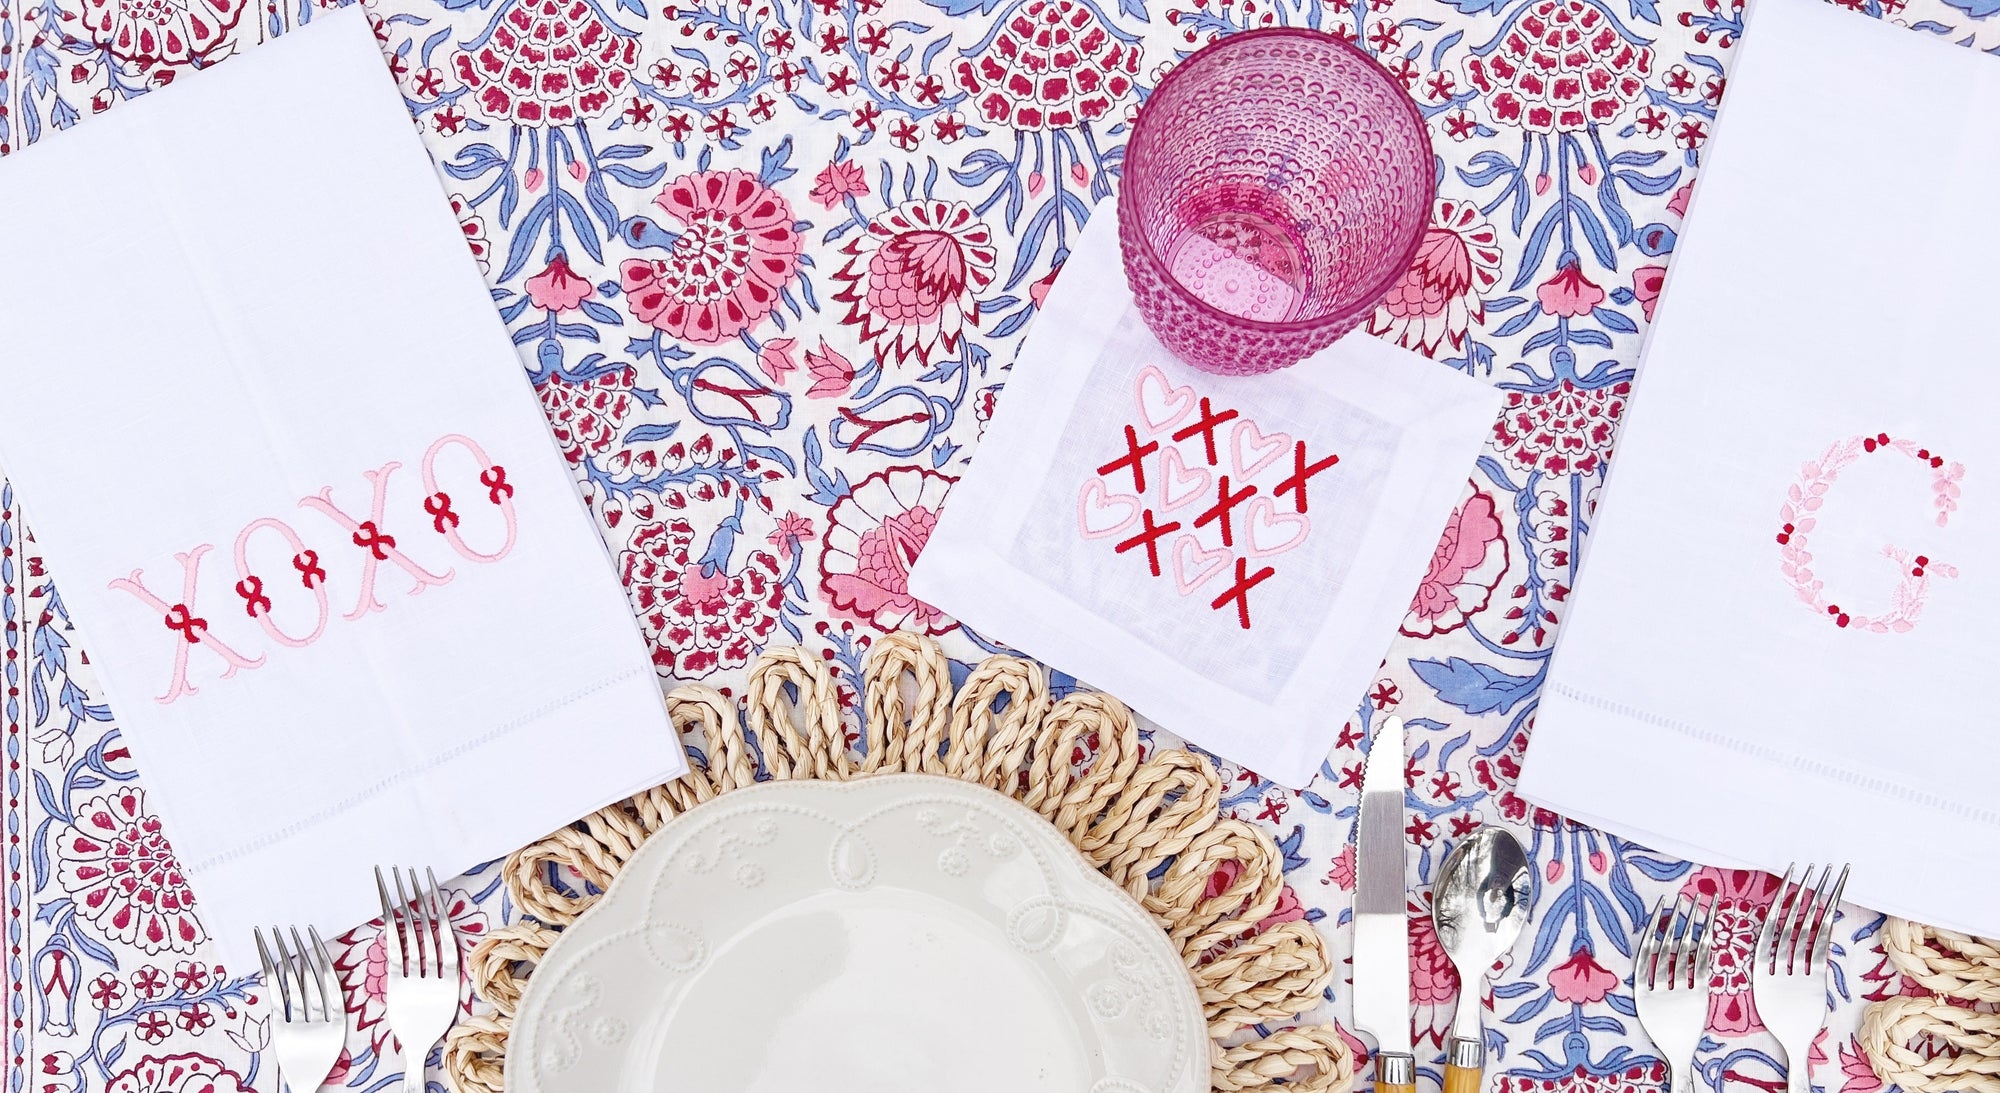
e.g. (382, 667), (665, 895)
(1634, 893), (1715, 1093)
(377, 866), (463, 1093)
(254, 925), (346, 1093)
(1753, 864), (1850, 1093)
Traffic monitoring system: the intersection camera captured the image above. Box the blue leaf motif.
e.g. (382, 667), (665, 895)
(1410, 657), (1541, 716)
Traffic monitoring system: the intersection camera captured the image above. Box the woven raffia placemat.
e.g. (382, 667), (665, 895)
(1862, 918), (2000, 1093)
(441, 632), (1356, 1093)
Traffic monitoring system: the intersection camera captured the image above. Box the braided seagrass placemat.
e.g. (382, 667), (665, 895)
(440, 631), (1356, 1093)
(1861, 918), (2000, 1093)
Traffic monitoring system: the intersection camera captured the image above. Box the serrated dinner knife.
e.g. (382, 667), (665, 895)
(1352, 714), (1413, 1093)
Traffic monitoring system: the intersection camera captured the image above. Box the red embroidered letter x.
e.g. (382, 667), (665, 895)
(109, 544), (266, 704)
(1171, 398), (1239, 466)
(1114, 509), (1181, 577)
(1211, 557), (1276, 630)
(1096, 425), (1159, 494)
(299, 461), (455, 621)
(1194, 475), (1256, 548)
(1273, 442), (1340, 514)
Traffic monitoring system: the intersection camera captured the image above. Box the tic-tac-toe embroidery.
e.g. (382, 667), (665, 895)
(1072, 366), (1341, 630)
(1777, 432), (1965, 633)
(108, 433), (525, 703)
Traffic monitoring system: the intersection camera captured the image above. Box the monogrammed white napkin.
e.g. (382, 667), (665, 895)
(909, 199), (1500, 786)
(0, 7), (681, 958)
(1522, 0), (2000, 936)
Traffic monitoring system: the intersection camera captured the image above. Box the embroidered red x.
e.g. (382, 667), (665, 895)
(1096, 424), (1160, 494)
(1210, 557), (1276, 630)
(1171, 398), (1239, 466)
(1273, 442), (1340, 514)
(1193, 475), (1256, 548)
(1114, 509), (1181, 577)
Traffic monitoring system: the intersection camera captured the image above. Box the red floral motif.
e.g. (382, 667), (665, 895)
(832, 200), (998, 367)
(539, 366), (636, 464)
(820, 467), (956, 633)
(1463, 0), (1654, 132)
(54, 787), (205, 956)
(1632, 264), (1665, 322)
(452, 0), (639, 125)
(1402, 489), (1509, 637)
(1537, 261), (1606, 318)
(1368, 200), (1505, 356)
(620, 515), (786, 678)
(1549, 945), (1619, 1004)
(950, 0), (1142, 130)
(1685, 867), (1781, 1035)
(622, 170), (802, 344)
(1493, 378), (1628, 477)
(448, 193), (492, 274)
(107, 1052), (250, 1093)
(525, 253), (596, 311)
(77, 0), (246, 68)
(1496, 1060), (1669, 1093)
(1411, 900), (1459, 1005)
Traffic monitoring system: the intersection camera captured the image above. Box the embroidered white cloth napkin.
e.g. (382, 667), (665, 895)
(0, 7), (683, 958)
(909, 199), (1499, 786)
(1522, 0), (2000, 936)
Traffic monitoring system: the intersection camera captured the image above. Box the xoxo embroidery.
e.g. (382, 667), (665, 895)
(110, 433), (520, 703)
(1776, 432), (1964, 633)
(1073, 366), (1341, 630)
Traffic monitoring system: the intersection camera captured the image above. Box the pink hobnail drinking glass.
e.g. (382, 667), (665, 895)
(1119, 29), (1435, 375)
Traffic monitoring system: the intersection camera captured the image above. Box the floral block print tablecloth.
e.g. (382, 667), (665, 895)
(1, 0), (1980, 1085)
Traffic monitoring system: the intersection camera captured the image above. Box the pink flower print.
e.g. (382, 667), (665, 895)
(757, 337), (799, 384)
(56, 788), (205, 955)
(1632, 265), (1666, 322)
(768, 512), (815, 559)
(619, 514), (786, 679)
(1462, 0), (1653, 132)
(1493, 379), (1629, 477)
(832, 199), (998, 367)
(525, 254), (596, 312)
(1368, 200), (1506, 356)
(80, 0), (245, 68)
(1686, 866), (1781, 1035)
(1668, 181), (1695, 218)
(1410, 905), (1459, 1006)
(622, 170), (802, 344)
(951, 0), (1141, 130)
(107, 1053), (253, 1093)
(810, 160), (869, 208)
(451, 0), (639, 126)
(820, 467), (957, 634)
(1401, 490), (1509, 637)
(1549, 945), (1619, 1004)
(449, 194), (492, 274)
(1838, 1037), (1884, 1093)
(805, 341), (858, 399)
(538, 366), (636, 465)
(1326, 843), (1356, 890)
(1537, 261), (1606, 318)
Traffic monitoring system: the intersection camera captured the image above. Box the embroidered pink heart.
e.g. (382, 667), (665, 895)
(1231, 418), (1291, 479)
(1243, 496), (1311, 558)
(1156, 446), (1211, 513)
(1076, 479), (1142, 540)
(1171, 534), (1231, 596)
(1135, 364), (1198, 435)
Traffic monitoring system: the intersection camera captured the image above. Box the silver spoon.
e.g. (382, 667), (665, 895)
(1432, 826), (1533, 1093)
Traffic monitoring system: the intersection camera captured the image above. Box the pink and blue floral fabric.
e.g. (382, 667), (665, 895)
(0, 0), (1971, 1085)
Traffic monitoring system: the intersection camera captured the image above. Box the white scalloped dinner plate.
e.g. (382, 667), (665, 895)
(507, 774), (1208, 1093)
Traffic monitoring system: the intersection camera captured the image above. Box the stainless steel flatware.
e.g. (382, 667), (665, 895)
(255, 925), (346, 1093)
(1753, 864), (1850, 1093)
(1352, 715), (1414, 1093)
(1633, 893), (1714, 1093)
(1433, 826), (1532, 1093)
(377, 866), (463, 1092)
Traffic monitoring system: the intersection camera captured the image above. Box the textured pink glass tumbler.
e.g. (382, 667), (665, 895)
(1119, 29), (1435, 375)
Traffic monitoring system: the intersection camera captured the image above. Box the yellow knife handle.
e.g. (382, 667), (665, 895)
(1377, 1051), (1417, 1093)
(1444, 1035), (1485, 1093)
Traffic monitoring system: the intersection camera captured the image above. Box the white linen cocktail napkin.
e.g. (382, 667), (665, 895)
(910, 199), (1499, 786)
(0, 7), (683, 960)
(1522, 0), (2000, 937)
